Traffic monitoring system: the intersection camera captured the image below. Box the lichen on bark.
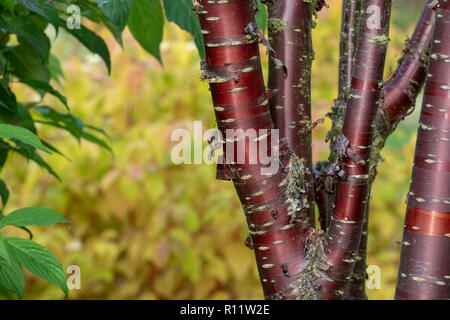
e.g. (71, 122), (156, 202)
(286, 154), (311, 226)
(268, 18), (287, 34)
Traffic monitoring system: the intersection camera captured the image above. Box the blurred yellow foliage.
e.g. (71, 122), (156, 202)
(3, 0), (422, 299)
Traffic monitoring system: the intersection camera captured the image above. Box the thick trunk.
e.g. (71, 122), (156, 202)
(197, 0), (315, 300)
(395, 0), (450, 300)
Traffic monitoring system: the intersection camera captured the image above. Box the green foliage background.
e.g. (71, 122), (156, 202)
(3, 0), (423, 299)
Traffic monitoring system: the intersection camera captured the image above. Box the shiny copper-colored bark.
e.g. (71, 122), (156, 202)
(317, 0), (392, 300)
(347, 0), (436, 300)
(338, 0), (361, 103)
(197, 0), (313, 299)
(383, 0), (435, 125)
(395, 0), (450, 300)
(267, 0), (316, 228)
(325, 0), (361, 227)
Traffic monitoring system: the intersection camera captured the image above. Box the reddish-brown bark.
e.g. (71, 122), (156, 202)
(314, 0), (392, 300)
(383, 0), (435, 126)
(395, 0), (450, 300)
(325, 0), (362, 228)
(197, 0), (314, 299)
(196, 0), (446, 301)
(267, 0), (316, 228)
(338, 0), (362, 103)
(346, 0), (436, 300)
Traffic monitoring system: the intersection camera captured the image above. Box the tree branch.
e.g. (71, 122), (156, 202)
(382, 0), (436, 128)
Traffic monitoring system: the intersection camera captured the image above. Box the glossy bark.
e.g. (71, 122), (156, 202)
(267, 0), (316, 228)
(317, 0), (392, 300)
(197, 0), (314, 299)
(383, 1), (435, 126)
(325, 0), (361, 229)
(395, 0), (450, 300)
(347, 0), (436, 299)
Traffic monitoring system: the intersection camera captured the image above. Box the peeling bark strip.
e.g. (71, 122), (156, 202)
(395, 0), (450, 300)
(197, 0), (315, 300)
(267, 0), (316, 228)
(313, 0), (392, 300)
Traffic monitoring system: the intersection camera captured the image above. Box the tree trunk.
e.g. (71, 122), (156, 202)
(197, 0), (315, 300)
(313, 0), (392, 300)
(196, 0), (445, 300)
(395, 0), (450, 300)
(267, 0), (316, 229)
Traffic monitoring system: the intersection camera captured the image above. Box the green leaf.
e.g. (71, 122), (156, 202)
(0, 207), (69, 229)
(20, 79), (68, 110)
(81, 130), (113, 155)
(98, 0), (132, 31)
(41, 140), (70, 161)
(6, 237), (68, 296)
(48, 54), (65, 83)
(33, 106), (84, 140)
(255, 0), (267, 33)
(4, 37), (51, 84)
(128, 0), (164, 63)
(85, 124), (109, 139)
(14, 144), (60, 181)
(0, 283), (14, 300)
(0, 180), (9, 208)
(0, 251), (25, 299)
(163, 0), (205, 58)
(0, 124), (49, 153)
(63, 21), (111, 74)
(0, 15), (50, 61)
(21, 0), (60, 32)
(16, 103), (37, 133)
(0, 235), (10, 264)
(0, 0), (14, 14)
(0, 81), (17, 112)
(0, 147), (8, 170)
(77, 0), (124, 47)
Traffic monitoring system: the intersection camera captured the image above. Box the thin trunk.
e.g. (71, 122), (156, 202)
(395, 0), (450, 300)
(325, 0), (362, 229)
(346, 0), (436, 299)
(197, 0), (314, 300)
(267, 0), (316, 230)
(308, 0), (392, 300)
(338, 0), (362, 101)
